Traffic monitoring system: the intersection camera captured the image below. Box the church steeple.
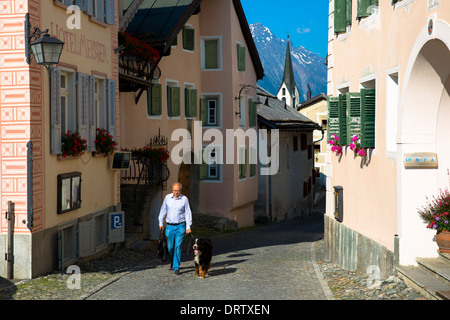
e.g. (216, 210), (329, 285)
(277, 35), (299, 108)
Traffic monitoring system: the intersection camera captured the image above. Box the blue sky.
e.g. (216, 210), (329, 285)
(241, 0), (329, 58)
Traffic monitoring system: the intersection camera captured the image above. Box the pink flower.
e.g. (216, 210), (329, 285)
(350, 143), (356, 151)
(352, 135), (358, 142)
(357, 149), (366, 157)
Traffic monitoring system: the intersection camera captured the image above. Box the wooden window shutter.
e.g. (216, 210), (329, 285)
(106, 79), (116, 141)
(200, 98), (207, 125)
(248, 100), (257, 127)
(338, 94), (348, 145)
(237, 44), (246, 71)
(168, 87), (180, 116)
(74, 0), (87, 12)
(346, 0), (352, 27)
(86, 0), (93, 16)
(76, 72), (89, 143)
(105, 0), (115, 25)
(360, 89), (376, 148)
(185, 88), (197, 117)
(183, 27), (195, 51)
(357, 0), (377, 19)
(334, 0), (347, 33)
(151, 84), (162, 115)
(327, 96), (339, 141)
(346, 92), (361, 145)
(50, 67), (62, 155)
(88, 75), (96, 151)
(205, 40), (218, 69)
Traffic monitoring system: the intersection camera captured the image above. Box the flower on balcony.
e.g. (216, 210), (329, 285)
(118, 30), (160, 63)
(61, 130), (88, 158)
(122, 146), (169, 164)
(349, 135), (366, 158)
(328, 134), (342, 155)
(95, 128), (117, 156)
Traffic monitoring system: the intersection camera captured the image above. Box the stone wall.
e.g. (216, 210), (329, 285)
(324, 215), (399, 280)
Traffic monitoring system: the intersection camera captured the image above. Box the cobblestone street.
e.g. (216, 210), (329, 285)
(88, 214), (328, 300)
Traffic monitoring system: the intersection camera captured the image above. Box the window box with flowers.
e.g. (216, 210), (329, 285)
(328, 134), (343, 156)
(418, 189), (450, 253)
(60, 130), (88, 159)
(95, 128), (117, 157)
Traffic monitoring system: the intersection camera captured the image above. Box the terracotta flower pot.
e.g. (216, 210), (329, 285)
(436, 230), (450, 253)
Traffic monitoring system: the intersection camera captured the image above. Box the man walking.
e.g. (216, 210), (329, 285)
(159, 182), (192, 275)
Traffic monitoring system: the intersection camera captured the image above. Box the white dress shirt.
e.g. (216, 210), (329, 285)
(158, 193), (192, 230)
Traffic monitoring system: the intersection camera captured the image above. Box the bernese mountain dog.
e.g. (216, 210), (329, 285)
(192, 237), (212, 278)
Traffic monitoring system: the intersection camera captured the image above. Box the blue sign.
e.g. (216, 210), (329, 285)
(111, 214), (123, 229)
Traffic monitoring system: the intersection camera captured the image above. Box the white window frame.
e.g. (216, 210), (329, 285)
(202, 144), (223, 182)
(59, 68), (76, 135)
(203, 93), (222, 128)
(93, 76), (107, 130)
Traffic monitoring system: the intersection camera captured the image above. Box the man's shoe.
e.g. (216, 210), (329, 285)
(174, 270), (180, 275)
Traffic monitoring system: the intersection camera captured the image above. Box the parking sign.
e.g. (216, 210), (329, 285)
(111, 213), (123, 229)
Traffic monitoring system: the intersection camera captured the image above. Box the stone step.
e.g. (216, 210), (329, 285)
(130, 240), (153, 253)
(417, 256), (450, 287)
(397, 265), (450, 300)
(124, 232), (141, 249)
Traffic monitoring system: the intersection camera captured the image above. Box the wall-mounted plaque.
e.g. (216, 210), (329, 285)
(403, 152), (438, 169)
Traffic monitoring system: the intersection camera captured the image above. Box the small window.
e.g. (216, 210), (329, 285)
(200, 147), (222, 181)
(94, 77), (107, 129)
(293, 136), (298, 152)
(184, 86), (198, 118)
(203, 39), (219, 69)
(237, 43), (246, 71)
(182, 26), (195, 51)
(167, 83), (180, 117)
(201, 96), (220, 126)
(239, 147), (247, 179)
(57, 172), (82, 214)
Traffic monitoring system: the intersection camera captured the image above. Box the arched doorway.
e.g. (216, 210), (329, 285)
(398, 24), (450, 264)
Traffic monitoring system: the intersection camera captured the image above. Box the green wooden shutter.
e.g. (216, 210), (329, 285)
(200, 98), (207, 125)
(346, 92), (361, 145)
(205, 40), (218, 69)
(327, 96), (339, 141)
(357, 0), (377, 19)
(151, 84), (162, 115)
(346, 0), (352, 26)
(338, 94), (348, 145)
(334, 0), (347, 33)
(183, 27), (195, 51)
(248, 100), (257, 127)
(360, 89), (376, 148)
(237, 44), (246, 71)
(185, 88), (197, 117)
(168, 87), (180, 116)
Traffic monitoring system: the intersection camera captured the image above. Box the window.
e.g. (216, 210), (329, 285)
(94, 212), (107, 250)
(147, 84), (162, 116)
(239, 97), (246, 127)
(182, 25), (195, 51)
(202, 39), (220, 70)
(200, 146), (222, 181)
(200, 96), (220, 126)
(50, 68), (116, 155)
(167, 82), (180, 117)
(327, 88), (376, 148)
(184, 85), (198, 118)
(237, 43), (246, 71)
(334, 0), (352, 33)
(249, 146), (257, 177)
(59, 70), (76, 136)
(301, 134), (307, 150)
(239, 146), (247, 179)
(57, 172), (82, 214)
(58, 222), (77, 269)
(56, 0), (115, 25)
(94, 77), (107, 130)
(293, 136), (298, 152)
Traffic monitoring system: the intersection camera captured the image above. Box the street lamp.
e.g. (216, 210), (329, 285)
(25, 13), (64, 69)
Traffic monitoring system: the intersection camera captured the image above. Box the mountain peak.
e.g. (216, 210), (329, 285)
(250, 23), (326, 102)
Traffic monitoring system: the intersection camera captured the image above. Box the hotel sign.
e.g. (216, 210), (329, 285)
(403, 153), (438, 169)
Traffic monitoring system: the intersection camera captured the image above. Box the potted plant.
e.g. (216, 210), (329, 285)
(61, 130), (88, 158)
(95, 128), (117, 156)
(418, 189), (450, 253)
(121, 146), (169, 163)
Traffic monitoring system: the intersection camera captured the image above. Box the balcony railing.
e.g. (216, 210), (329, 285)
(118, 50), (161, 92)
(121, 156), (169, 191)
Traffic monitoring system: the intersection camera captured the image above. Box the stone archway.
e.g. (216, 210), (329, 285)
(397, 21), (450, 264)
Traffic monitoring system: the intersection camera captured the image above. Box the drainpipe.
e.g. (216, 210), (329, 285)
(6, 201), (15, 280)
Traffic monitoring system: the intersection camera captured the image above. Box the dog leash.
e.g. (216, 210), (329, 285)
(186, 231), (195, 254)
